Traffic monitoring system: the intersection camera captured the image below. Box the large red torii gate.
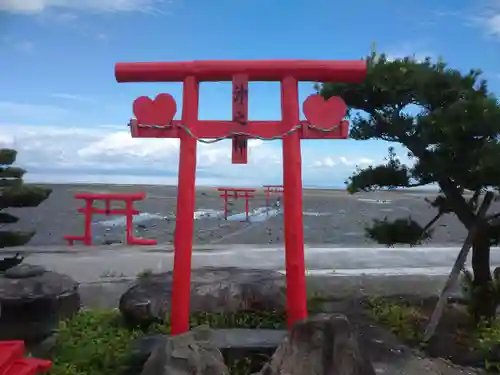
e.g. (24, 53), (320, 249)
(115, 59), (366, 335)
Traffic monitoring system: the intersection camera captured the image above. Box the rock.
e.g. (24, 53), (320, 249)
(259, 313), (375, 375)
(140, 326), (228, 375)
(0, 253), (24, 272)
(120, 267), (285, 325)
(130, 334), (170, 368)
(5, 264), (45, 278)
(28, 333), (58, 359)
(0, 264), (80, 342)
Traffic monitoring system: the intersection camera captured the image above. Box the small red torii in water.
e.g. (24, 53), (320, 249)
(115, 59), (367, 335)
(217, 187), (255, 220)
(64, 192), (157, 246)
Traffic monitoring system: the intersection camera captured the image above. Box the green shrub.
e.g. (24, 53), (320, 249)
(50, 310), (142, 375)
(48, 309), (286, 375)
(474, 319), (500, 371)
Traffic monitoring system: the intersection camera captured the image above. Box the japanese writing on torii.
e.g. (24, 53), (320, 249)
(233, 83), (248, 105)
(232, 83), (248, 125)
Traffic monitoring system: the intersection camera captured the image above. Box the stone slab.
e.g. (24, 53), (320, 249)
(130, 328), (287, 366)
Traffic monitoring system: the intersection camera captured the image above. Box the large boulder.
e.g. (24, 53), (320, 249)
(119, 267), (285, 325)
(259, 313), (376, 375)
(140, 326), (228, 375)
(0, 264), (80, 343)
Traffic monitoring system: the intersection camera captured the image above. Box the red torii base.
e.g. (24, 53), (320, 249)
(0, 341), (51, 375)
(263, 185), (284, 207)
(63, 192), (157, 246)
(217, 187), (256, 220)
(115, 59), (367, 335)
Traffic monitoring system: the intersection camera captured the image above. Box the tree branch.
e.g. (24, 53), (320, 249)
(402, 135), (477, 227)
(422, 212), (443, 234)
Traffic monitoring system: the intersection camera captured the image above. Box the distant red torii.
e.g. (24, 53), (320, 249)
(263, 185), (284, 207)
(115, 59), (367, 335)
(217, 187), (255, 220)
(64, 192), (157, 246)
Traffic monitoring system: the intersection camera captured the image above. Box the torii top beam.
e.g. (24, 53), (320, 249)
(114, 60), (367, 83)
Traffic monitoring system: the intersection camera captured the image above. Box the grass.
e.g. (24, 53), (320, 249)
(366, 296), (500, 372)
(48, 309), (287, 375)
(473, 319), (500, 371)
(366, 297), (427, 343)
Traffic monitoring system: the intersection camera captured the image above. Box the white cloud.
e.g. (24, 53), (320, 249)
(357, 158), (374, 165)
(385, 42), (435, 62)
(311, 156), (374, 169)
(468, 0), (500, 38)
(0, 122), (379, 187)
(339, 157), (353, 166)
(312, 157), (336, 168)
(487, 13), (500, 36)
(77, 131), (180, 164)
(0, 0), (170, 14)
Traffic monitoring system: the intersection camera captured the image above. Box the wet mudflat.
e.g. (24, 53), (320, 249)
(5, 183), (494, 247)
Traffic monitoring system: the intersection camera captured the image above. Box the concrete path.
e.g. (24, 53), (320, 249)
(9, 244), (500, 283)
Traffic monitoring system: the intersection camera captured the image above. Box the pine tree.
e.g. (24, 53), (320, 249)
(0, 149), (51, 248)
(318, 51), (500, 321)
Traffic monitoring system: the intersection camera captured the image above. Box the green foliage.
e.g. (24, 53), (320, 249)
(367, 297), (425, 342)
(49, 309), (287, 375)
(0, 213), (18, 224)
(346, 147), (411, 194)
(0, 185), (52, 208)
(0, 148), (51, 248)
(474, 319), (500, 372)
(186, 310), (286, 330)
(50, 311), (141, 375)
(0, 149), (17, 165)
(0, 230), (35, 247)
(0, 166), (26, 180)
(365, 217), (432, 246)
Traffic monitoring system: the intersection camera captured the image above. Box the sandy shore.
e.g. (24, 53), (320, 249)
(4, 183), (492, 247)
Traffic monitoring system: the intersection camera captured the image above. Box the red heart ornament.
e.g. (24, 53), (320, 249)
(302, 94), (347, 129)
(133, 93), (177, 125)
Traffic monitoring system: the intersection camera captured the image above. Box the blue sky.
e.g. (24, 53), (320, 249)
(0, 0), (499, 187)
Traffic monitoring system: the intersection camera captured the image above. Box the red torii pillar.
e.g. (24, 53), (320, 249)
(115, 59), (367, 334)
